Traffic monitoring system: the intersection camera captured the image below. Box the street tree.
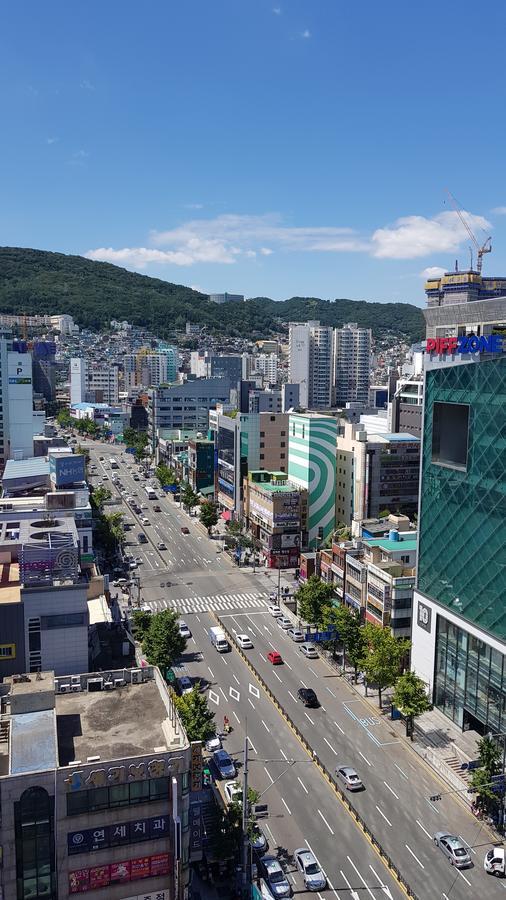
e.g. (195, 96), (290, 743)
(295, 576), (335, 628)
(142, 609), (187, 669)
(105, 511), (125, 547)
(200, 500), (219, 534)
(174, 686), (216, 742)
(361, 624), (410, 708)
(91, 485), (112, 511)
(155, 463), (177, 487)
(57, 408), (72, 427)
(326, 605), (366, 678)
(392, 671), (431, 739)
(469, 735), (503, 819)
(130, 609), (152, 642)
(181, 482), (200, 515)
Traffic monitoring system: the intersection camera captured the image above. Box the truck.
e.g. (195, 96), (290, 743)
(209, 626), (230, 653)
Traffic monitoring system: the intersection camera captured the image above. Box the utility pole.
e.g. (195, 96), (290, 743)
(277, 558), (281, 602)
(242, 733), (249, 894)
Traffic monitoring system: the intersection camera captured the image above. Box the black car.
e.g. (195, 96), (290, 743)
(297, 688), (319, 708)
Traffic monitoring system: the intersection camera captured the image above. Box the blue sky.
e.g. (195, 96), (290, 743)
(2, 1), (506, 307)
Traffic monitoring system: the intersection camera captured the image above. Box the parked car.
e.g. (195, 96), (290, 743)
(294, 848), (326, 891)
(260, 856), (291, 898)
(267, 604), (282, 617)
(297, 687), (318, 707)
(141, 517), (150, 526)
(224, 781), (242, 804)
(213, 749), (236, 779)
(205, 734), (222, 752)
(336, 766), (363, 791)
(434, 833), (472, 868)
(137, 533), (148, 544)
(267, 651), (283, 665)
(157, 541), (167, 550)
(179, 621), (191, 638)
(177, 676), (193, 695)
(236, 634), (253, 649)
(484, 846), (505, 876)
(181, 526), (190, 534)
(277, 616), (292, 630)
(287, 628), (305, 642)
(250, 824), (267, 852)
(300, 642), (318, 659)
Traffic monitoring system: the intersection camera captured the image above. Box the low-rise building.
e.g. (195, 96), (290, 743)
(243, 471), (307, 568)
(0, 667), (191, 900)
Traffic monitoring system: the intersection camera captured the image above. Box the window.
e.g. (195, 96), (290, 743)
(15, 787), (56, 900)
(260, 431), (265, 437)
(67, 779), (170, 816)
(260, 442), (264, 448)
(281, 431), (286, 436)
(270, 416), (275, 421)
(280, 453), (285, 459)
(432, 402), (469, 470)
(260, 454), (264, 460)
(41, 613), (86, 630)
(280, 442), (285, 447)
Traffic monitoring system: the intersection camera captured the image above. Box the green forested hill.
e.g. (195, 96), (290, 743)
(0, 247), (425, 342)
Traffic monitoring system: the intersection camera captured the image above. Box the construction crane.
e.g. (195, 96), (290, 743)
(446, 190), (492, 274)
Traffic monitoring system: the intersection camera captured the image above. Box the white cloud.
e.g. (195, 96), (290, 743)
(86, 208), (491, 269)
(184, 202), (204, 209)
(80, 79), (95, 90)
(272, 6), (281, 14)
(420, 266), (446, 279)
(371, 211), (491, 259)
(491, 206), (506, 215)
(46, 136), (58, 145)
(301, 29), (311, 38)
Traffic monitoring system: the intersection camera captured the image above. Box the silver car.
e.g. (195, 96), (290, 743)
(287, 628), (305, 642)
(277, 616), (292, 630)
(250, 824), (267, 853)
(336, 765), (363, 791)
(294, 847), (326, 891)
(300, 642), (318, 658)
(260, 856), (291, 898)
(434, 833), (472, 868)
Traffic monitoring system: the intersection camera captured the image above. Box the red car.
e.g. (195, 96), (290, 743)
(181, 526), (190, 534)
(267, 651), (283, 665)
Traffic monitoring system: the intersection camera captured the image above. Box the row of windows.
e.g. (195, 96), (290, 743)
(66, 778), (170, 817)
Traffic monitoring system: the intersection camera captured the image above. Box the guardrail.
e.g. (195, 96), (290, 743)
(216, 614), (422, 900)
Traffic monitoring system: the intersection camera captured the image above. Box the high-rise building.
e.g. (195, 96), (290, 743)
(70, 358), (119, 405)
(288, 321), (333, 409)
(288, 413), (337, 546)
(148, 378), (231, 445)
(332, 322), (371, 406)
(411, 350), (506, 735)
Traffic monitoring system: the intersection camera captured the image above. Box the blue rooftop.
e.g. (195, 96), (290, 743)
(380, 433), (420, 443)
(11, 709), (57, 774)
(3, 458), (50, 479)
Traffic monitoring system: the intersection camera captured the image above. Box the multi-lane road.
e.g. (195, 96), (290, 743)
(85, 441), (503, 900)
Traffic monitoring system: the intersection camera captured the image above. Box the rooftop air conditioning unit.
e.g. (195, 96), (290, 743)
(71, 684), (81, 693)
(104, 681), (114, 690)
(71, 675), (81, 685)
(59, 683), (71, 694)
(87, 677), (104, 692)
(114, 678), (126, 688)
(131, 668), (143, 684)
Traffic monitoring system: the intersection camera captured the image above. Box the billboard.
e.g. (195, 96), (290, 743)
(49, 454), (85, 486)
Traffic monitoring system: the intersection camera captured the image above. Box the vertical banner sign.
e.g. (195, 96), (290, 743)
(190, 741), (203, 792)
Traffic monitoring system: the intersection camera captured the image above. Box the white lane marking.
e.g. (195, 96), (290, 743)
(284, 661), (292, 670)
(300, 679), (308, 688)
(232, 711), (240, 724)
(280, 748), (288, 760)
(375, 805), (392, 827)
(359, 750), (371, 766)
(326, 877), (341, 900)
(321, 706), (326, 712)
(395, 763), (408, 779)
(208, 690), (220, 706)
(297, 776), (308, 794)
(326, 686), (337, 698)
(317, 809), (334, 835)
(265, 823), (276, 841)
(405, 844), (424, 868)
(383, 781), (400, 800)
(248, 737), (257, 754)
(324, 737), (338, 755)
(288, 690), (298, 702)
(273, 671), (282, 682)
(233, 674), (240, 685)
(222, 657), (228, 665)
(458, 870), (472, 886)
(304, 712), (315, 725)
(229, 687), (240, 701)
(248, 698), (255, 709)
(416, 819), (432, 840)
(281, 797), (292, 815)
(368, 865), (393, 900)
(347, 856), (376, 899)
(307, 666), (319, 677)
(425, 797), (441, 814)
(264, 766), (274, 784)
(219, 687), (228, 702)
(333, 720), (345, 734)
(249, 684), (260, 698)
(261, 720), (270, 733)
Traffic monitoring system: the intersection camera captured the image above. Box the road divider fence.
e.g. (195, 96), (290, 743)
(215, 612), (421, 900)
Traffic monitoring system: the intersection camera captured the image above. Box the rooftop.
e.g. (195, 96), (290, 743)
(365, 537), (418, 552)
(3, 458), (50, 479)
(372, 432), (421, 443)
(0, 562), (21, 604)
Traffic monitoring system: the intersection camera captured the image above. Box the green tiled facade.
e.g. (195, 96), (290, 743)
(418, 356), (506, 641)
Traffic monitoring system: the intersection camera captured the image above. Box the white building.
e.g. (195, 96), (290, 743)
(70, 357), (120, 405)
(288, 321), (333, 409)
(332, 322), (372, 406)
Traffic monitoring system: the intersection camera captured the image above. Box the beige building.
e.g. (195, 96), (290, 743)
(243, 470), (307, 568)
(259, 412), (289, 473)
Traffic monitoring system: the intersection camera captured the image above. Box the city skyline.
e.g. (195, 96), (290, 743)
(2, 1), (506, 306)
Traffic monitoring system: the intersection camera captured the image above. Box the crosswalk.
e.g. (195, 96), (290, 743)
(145, 590), (271, 616)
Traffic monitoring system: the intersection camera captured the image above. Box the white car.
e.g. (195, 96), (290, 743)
(205, 734), (222, 752)
(179, 622), (191, 639)
(277, 616), (292, 630)
(268, 604), (282, 617)
(294, 848), (326, 891)
(300, 642), (318, 659)
(141, 517), (150, 526)
(236, 633), (253, 649)
(260, 856), (290, 898)
(224, 781), (242, 804)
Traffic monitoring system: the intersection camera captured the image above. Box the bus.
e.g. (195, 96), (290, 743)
(144, 486), (157, 500)
(109, 457), (119, 469)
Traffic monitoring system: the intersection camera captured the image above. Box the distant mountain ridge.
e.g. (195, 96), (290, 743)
(0, 247), (425, 342)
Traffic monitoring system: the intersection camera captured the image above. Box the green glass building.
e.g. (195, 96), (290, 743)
(412, 354), (506, 734)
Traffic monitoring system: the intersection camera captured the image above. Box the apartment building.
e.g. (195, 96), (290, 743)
(288, 321), (333, 409)
(243, 470), (308, 568)
(70, 358), (120, 405)
(332, 322), (372, 406)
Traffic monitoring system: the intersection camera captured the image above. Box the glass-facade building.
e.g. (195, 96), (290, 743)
(411, 353), (506, 734)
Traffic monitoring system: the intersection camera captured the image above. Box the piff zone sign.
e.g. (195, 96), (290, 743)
(426, 334), (503, 355)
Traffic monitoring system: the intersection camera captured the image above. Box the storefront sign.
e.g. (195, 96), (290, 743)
(426, 335), (503, 355)
(190, 741), (203, 792)
(417, 601), (432, 632)
(67, 815), (169, 855)
(69, 854), (170, 894)
(64, 757), (176, 791)
(189, 803), (202, 854)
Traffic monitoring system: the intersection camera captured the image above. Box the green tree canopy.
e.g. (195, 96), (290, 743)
(91, 485), (112, 511)
(392, 671), (431, 739)
(469, 735), (503, 817)
(200, 500), (219, 533)
(181, 482), (200, 514)
(130, 609), (152, 642)
(326, 605), (366, 677)
(295, 576), (335, 628)
(361, 624), (411, 708)
(142, 609), (187, 669)
(155, 463), (177, 487)
(174, 686), (216, 742)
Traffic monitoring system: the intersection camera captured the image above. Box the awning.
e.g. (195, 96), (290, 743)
(220, 510), (232, 521)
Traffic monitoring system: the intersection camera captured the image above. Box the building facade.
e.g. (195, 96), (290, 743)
(288, 321), (333, 409)
(288, 413), (337, 547)
(332, 323), (371, 407)
(243, 471), (307, 568)
(70, 359), (120, 406)
(148, 379), (231, 447)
